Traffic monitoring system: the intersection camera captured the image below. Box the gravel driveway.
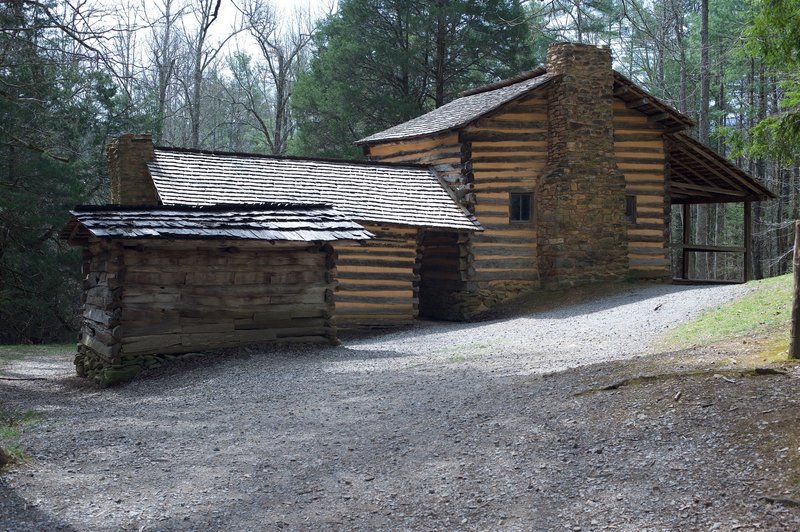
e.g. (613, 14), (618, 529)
(2, 282), (799, 531)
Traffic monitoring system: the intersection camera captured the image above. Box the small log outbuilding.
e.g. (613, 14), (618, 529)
(61, 204), (372, 385)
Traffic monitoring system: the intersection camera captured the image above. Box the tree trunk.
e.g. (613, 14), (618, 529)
(699, 0), (710, 144)
(434, 1), (446, 108)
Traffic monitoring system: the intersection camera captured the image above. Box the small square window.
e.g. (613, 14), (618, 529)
(510, 193), (533, 222)
(625, 195), (637, 224)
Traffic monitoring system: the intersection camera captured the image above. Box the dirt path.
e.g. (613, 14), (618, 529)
(1, 283), (799, 531)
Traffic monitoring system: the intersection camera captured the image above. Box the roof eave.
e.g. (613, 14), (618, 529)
(667, 133), (776, 202)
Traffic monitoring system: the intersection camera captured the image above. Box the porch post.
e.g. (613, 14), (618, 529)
(744, 200), (752, 282)
(681, 203), (691, 280)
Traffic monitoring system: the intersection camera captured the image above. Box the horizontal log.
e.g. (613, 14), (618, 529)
(337, 294), (418, 305)
(367, 134), (459, 157)
(182, 283), (329, 297)
(629, 222), (668, 231)
(471, 119), (547, 129)
(627, 234), (667, 243)
(234, 317), (328, 331)
(337, 283), (412, 294)
(613, 145), (664, 154)
(337, 258), (416, 269)
(461, 131), (548, 143)
(627, 247), (668, 256)
(371, 147), (460, 162)
(336, 271), (417, 282)
(337, 248), (417, 259)
(629, 257), (671, 266)
(473, 156), (545, 166)
(337, 318), (415, 328)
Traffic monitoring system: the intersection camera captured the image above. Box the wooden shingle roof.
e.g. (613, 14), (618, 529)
(61, 204), (374, 244)
(148, 148), (481, 231)
(357, 73), (557, 145)
(357, 68), (695, 146)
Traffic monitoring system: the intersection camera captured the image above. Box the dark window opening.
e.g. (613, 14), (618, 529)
(509, 193), (533, 222)
(625, 195), (637, 224)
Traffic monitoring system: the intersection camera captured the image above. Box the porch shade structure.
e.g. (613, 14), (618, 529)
(667, 133), (775, 282)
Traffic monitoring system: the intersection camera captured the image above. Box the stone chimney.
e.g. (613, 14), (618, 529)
(107, 134), (159, 205)
(537, 42), (628, 288)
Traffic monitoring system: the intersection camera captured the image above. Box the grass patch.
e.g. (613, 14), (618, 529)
(662, 273), (792, 350)
(0, 409), (41, 467)
(0, 343), (73, 359)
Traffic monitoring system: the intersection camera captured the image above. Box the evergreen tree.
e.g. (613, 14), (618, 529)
(743, 0), (800, 162)
(291, 0), (538, 158)
(0, 1), (121, 342)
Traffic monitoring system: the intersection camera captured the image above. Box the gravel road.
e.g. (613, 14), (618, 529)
(2, 282), (800, 531)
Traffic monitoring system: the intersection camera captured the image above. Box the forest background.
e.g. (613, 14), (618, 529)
(1, 0), (797, 344)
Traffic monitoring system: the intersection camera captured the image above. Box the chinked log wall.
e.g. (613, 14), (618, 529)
(613, 99), (671, 280)
(334, 223), (421, 327)
(463, 93), (547, 310)
(366, 96), (551, 318)
(366, 135), (474, 320)
(76, 239), (337, 385)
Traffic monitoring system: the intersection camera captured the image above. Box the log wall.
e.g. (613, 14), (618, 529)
(461, 94), (548, 310)
(334, 224), (421, 328)
(365, 136), (474, 321)
(366, 132), (463, 186)
(613, 99), (671, 280)
(75, 239), (337, 385)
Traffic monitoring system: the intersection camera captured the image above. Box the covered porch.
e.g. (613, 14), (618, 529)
(667, 133), (775, 283)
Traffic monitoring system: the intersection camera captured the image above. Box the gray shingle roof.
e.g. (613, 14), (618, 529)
(147, 149), (481, 231)
(61, 204), (374, 242)
(357, 73), (556, 145)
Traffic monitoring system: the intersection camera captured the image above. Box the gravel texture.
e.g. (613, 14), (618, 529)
(2, 282), (800, 531)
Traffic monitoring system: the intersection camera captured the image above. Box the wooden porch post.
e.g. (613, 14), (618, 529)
(681, 203), (691, 280)
(744, 201), (752, 282)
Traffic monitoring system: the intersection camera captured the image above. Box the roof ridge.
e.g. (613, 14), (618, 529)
(153, 146), (433, 170)
(459, 67), (547, 98)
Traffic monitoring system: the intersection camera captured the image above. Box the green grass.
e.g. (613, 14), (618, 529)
(1, 409), (41, 466)
(663, 273), (792, 349)
(0, 343), (73, 358)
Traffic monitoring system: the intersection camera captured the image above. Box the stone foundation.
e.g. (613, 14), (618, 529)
(75, 344), (162, 386)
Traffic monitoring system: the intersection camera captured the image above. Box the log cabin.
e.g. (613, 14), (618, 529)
(62, 41), (774, 384)
(357, 42), (774, 319)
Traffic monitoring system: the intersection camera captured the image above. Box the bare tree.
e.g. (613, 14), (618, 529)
(232, 0), (315, 155)
(178, 0), (238, 148)
(143, 0), (184, 144)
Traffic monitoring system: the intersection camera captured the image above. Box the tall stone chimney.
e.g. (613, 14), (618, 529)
(107, 134), (159, 205)
(537, 42), (628, 288)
